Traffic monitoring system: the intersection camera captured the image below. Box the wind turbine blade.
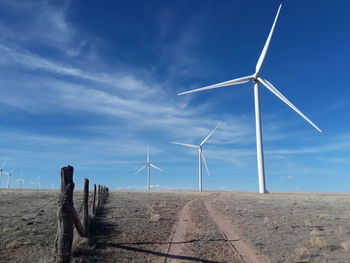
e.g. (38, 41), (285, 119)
(10, 167), (16, 174)
(258, 77), (322, 133)
(200, 124), (219, 146)
(178, 75), (254, 95)
(171, 142), (198, 148)
(255, 4), (282, 74)
(0, 160), (7, 169)
(200, 149), (210, 176)
(149, 163), (162, 172)
(134, 164), (147, 175)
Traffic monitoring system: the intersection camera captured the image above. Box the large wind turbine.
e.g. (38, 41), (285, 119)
(171, 124), (219, 191)
(135, 148), (162, 191)
(0, 160), (7, 187)
(178, 4), (321, 193)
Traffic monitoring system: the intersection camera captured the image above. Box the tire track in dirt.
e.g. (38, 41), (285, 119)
(161, 195), (270, 263)
(203, 197), (271, 263)
(162, 199), (195, 263)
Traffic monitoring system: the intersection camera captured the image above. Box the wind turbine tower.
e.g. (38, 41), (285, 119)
(0, 160), (7, 187)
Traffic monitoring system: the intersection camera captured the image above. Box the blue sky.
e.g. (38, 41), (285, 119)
(0, 0), (349, 192)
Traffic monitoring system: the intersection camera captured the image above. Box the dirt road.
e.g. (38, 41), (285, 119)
(163, 196), (269, 263)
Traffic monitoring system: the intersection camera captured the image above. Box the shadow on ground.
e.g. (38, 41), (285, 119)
(72, 205), (229, 263)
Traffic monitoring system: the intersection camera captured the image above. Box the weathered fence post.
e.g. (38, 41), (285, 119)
(93, 184), (97, 215)
(72, 206), (86, 237)
(103, 186), (106, 203)
(54, 166), (75, 263)
(83, 178), (89, 235)
(97, 184), (101, 208)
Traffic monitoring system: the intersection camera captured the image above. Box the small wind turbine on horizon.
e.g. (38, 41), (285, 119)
(5, 167), (16, 189)
(31, 177), (40, 191)
(0, 160), (7, 187)
(171, 124), (219, 191)
(177, 4), (321, 194)
(134, 147), (162, 191)
(16, 172), (24, 192)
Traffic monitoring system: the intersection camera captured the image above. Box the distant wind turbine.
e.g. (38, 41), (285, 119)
(135, 147), (162, 191)
(31, 177), (40, 191)
(0, 160), (7, 187)
(16, 172), (24, 192)
(171, 124), (219, 191)
(5, 167), (16, 189)
(177, 4), (321, 193)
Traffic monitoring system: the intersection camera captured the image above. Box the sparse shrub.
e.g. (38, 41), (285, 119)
(310, 228), (320, 236)
(317, 214), (329, 219)
(338, 226), (348, 234)
(341, 240), (350, 251)
(294, 247), (309, 258)
(310, 236), (328, 249)
(304, 219), (312, 226)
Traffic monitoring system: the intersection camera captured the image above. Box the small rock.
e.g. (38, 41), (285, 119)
(150, 213), (161, 222)
(263, 217), (270, 223)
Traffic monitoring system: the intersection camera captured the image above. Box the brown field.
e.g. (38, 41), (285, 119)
(1, 189), (350, 262)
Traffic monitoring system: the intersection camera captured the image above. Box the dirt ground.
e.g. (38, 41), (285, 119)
(1, 190), (350, 262)
(210, 192), (350, 263)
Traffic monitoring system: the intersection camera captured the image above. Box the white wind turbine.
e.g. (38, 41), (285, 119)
(178, 4), (321, 193)
(0, 160), (7, 187)
(16, 172), (24, 191)
(31, 177), (40, 191)
(171, 124), (219, 191)
(6, 167), (16, 189)
(134, 148), (162, 191)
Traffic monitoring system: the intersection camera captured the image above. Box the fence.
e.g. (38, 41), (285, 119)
(54, 165), (109, 263)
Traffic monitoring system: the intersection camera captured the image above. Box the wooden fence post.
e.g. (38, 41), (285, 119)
(97, 184), (101, 207)
(54, 166), (75, 263)
(103, 186), (106, 203)
(93, 184), (96, 215)
(83, 178), (89, 235)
